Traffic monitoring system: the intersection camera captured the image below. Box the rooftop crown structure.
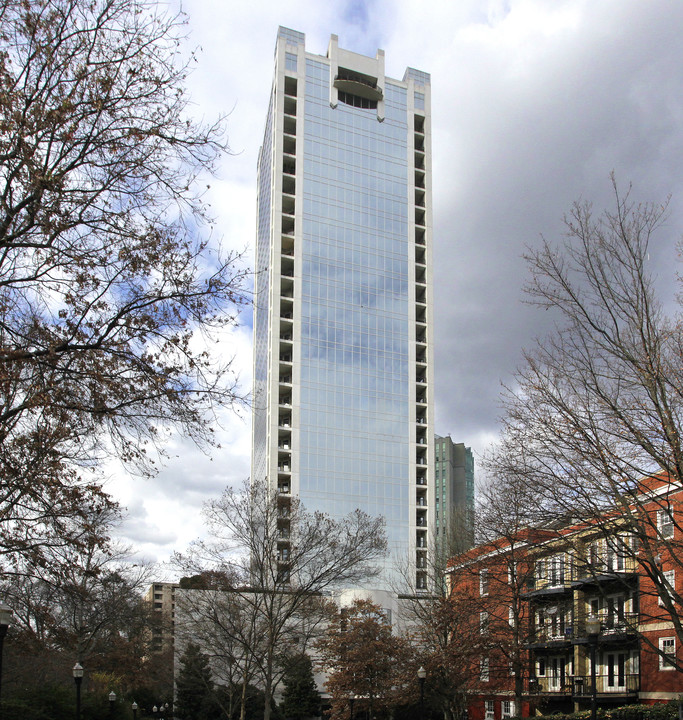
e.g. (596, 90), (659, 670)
(252, 27), (434, 590)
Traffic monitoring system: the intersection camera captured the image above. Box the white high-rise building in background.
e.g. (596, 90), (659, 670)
(252, 27), (434, 592)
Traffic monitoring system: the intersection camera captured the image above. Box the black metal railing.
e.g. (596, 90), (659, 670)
(528, 674), (639, 696)
(529, 613), (639, 645)
(528, 624), (574, 644)
(574, 613), (639, 638)
(572, 674), (639, 695)
(571, 562), (638, 583)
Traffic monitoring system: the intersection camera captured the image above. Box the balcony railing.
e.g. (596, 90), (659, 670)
(531, 613), (639, 643)
(529, 624), (574, 644)
(573, 613), (639, 639)
(529, 674), (639, 696)
(572, 674), (639, 695)
(531, 677), (573, 695)
(523, 577), (572, 595)
(571, 561), (639, 585)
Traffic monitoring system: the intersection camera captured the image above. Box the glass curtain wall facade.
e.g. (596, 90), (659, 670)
(434, 436), (475, 553)
(253, 28), (434, 590)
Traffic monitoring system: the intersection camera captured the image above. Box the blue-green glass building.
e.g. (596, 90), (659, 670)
(253, 28), (434, 590)
(434, 436), (475, 552)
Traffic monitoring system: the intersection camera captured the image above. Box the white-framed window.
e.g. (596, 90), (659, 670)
(589, 541), (600, 567)
(480, 569), (489, 596)
(659, 637), (676, 670)
(485, 700), (495, 720)
(547, 607), (568, 639)
(659, 570), (675, 606)
(588, 596), (601, 617)
(537, 658), (546, 676)
(508, 605), (515, 627)
(548, 554), (565, 587)
(480, 657), (490, 682)
(658, 508), (675, 539)
(502, 700), (516, 718)
(606, 541), (626, 572)
(480, 611), (489, 634)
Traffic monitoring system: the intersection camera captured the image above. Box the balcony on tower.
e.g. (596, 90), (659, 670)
(282, 173), (295, 196)
(279, 335), (293, 362)
(283, 95), (296, 117)
(280, 298), (293, 319)
(283, 114), (296, 135)
(281, 256), (294, 279)
(282, 154), (296, 177)
(282, 134), (296, 156)
(281, 213), (295, 236)
(280, 276), (294, 298)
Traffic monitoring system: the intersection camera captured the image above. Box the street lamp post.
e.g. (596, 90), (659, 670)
(417, 666), (427, 720)
(349, 696), (355, 720)
(109, 690), (116, 718)
(528, 676), (539, 718)
(0, 602), (12, 704)
(72, 663), (84, 720)
(132, 701), (138, 720)
(586, 615), (601, 720)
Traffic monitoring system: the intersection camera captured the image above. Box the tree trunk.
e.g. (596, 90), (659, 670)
(263, 674), (272, 720)
(240, 675), (248, 720)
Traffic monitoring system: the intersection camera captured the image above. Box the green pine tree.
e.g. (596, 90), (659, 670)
(175, 643), (216, 720)
(280, 653), (320, 720)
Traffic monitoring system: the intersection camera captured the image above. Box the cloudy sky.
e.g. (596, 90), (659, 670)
(114, 0), (683, 567)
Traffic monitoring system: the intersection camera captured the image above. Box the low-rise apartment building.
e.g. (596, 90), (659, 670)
(448, 476), (683, 720)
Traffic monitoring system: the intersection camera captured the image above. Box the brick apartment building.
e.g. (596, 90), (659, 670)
(447, 475), (683, 720)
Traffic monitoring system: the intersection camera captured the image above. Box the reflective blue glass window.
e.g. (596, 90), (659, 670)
(299, 59), (411, 554)
(285, 52), (297, 72)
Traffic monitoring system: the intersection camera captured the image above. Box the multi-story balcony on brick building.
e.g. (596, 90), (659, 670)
(448, 473), (683, 720)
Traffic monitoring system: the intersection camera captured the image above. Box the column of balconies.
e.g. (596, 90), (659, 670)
(276, 74), (298, 584)
(414, 112), (428, 591)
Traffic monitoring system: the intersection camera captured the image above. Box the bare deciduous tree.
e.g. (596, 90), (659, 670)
(394, 530), (488, 720)
(175, 478), (387, 720)
(0, 0), (248, 573)
(486, 176), (683, 667)
(2, 520), (154, 693)
(474, 475), (547, 712)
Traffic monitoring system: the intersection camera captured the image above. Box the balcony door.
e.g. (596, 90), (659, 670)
(548, 656), (566, 691)
(605, 651), (627, 690)
(605, 595), (626, 631)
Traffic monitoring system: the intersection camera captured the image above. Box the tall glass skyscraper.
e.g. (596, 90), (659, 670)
(253, 27), (434, 591)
